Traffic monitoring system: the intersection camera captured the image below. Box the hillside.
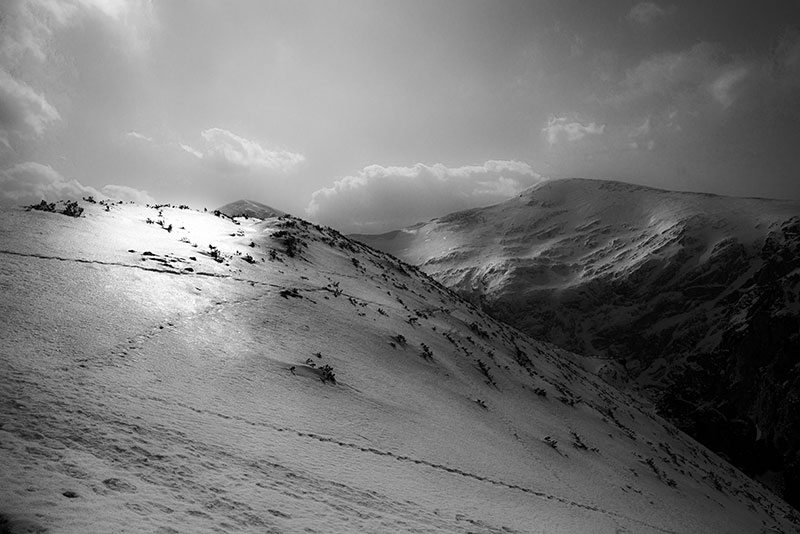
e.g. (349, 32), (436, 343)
(353, 178), (800, 508)
(0, 198), (798, 533)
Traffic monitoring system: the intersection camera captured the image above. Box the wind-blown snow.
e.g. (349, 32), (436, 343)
(1, 199), (797, 533)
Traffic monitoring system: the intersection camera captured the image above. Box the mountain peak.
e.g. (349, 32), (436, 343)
(216, 199), (285, 219)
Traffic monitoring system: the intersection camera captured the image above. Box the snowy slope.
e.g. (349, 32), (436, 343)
(353, 177), (800, 508)
(1, 199), (798, 533)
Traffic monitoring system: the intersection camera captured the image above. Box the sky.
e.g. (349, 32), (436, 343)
(1, 0), (799, 233)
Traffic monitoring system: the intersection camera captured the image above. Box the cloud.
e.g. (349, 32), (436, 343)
(100, 184), (154, 204)
(0, 161), (154, 205)
(125, 131), (153, 142)
(0, 68), (61, 141)
(307, 160), (544, 233)
(0, 162), (100, 205)
(0, 0), (78, 65)
(617, 42), (754, 112)
(184, 128), (305, 174)
(76, 0), (157, 56)
(627, 2), (674, 25)
(179, 142), (203, 159)
(0, 0), (155, 153)
(627, 116), (655, 151)
(709, 66), (750, 109)
(0, 0), (156, 64)
(622, 42), (721, 99)
(543, 116), (605, 145)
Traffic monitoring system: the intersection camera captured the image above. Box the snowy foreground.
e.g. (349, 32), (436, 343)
(0, 202), (797, 533)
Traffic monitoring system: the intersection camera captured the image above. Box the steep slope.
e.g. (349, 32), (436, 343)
(1, 198), (798, 533)
(216, 199), (286, 219)
(353, 178), (800, 507)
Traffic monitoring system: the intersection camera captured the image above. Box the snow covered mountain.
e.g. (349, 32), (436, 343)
(1, 198), (798, 533)
(216, 199), (286, 219)
(353, 177), (800, 511)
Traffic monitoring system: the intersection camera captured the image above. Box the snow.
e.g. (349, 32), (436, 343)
(358, 179), (800, 289)
(1, 200), (798, 533)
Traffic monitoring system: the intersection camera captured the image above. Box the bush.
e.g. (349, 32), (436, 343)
(477, 359), (496, 386)
(27, 200), (55, 212)
(208, 245), (223, 262)
(420, 343), (433, 360)
(279, 288), (302, 299)
(62, 201), (83, 218)
(319, 364), (336, 384)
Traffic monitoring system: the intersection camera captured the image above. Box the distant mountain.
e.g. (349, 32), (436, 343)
(1, 199), (797, 532)
(216, 199), (285, 219)
(354, 177), (800, 508)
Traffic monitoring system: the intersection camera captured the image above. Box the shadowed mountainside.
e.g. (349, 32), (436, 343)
(353, 178), (800, 508)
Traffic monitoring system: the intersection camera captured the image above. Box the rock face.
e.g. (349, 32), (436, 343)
(354, 178), (800, 507)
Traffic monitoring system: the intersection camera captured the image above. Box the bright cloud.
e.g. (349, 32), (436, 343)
(179, 142), (203, 159)
(0, 161), (153, 206)
(186, 128), (305, 174)
(543, 116), (605, 145)
(307, 160), (544, 233)
(125, 131), (153, 142)
(627, 2), (674, 25)
(0, 162), (100, 205)
(101, 184), (154, 204)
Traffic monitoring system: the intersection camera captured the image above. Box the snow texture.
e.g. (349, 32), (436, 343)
(1, 198), (797, 533)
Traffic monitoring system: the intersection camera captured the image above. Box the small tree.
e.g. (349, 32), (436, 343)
(27, 200), (55, 212)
